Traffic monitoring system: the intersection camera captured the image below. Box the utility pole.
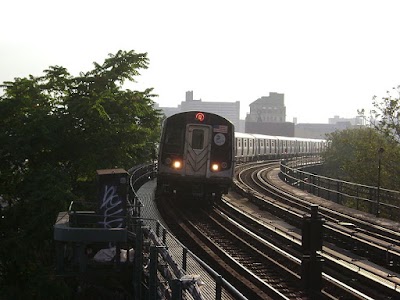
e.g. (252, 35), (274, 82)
(376, 147), (385, 217)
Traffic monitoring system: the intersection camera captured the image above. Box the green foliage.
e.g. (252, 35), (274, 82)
(359, 86), (400, 144)
(0, 166), (73, 299)
(322, 127), (400, 190)
(0, 50), (162, 298)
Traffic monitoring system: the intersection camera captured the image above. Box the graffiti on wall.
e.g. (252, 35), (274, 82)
(98, 185), (124, 228)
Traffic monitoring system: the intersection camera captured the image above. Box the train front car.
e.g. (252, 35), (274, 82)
(156, 111), (235, 204)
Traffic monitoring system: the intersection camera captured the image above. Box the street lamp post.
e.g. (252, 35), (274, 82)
(376, 147), (385, 217)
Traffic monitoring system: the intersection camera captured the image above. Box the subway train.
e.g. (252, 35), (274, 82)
(235, 132), (327, 163)
(156, 111), (327, 204)
(156, 111), (235, 203)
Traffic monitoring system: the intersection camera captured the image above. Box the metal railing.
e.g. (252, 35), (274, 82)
(129, 161), (157, 192)
(280, 157), (400, 220)
(129, 162), (247, 300)
(136, 218), (247, 300)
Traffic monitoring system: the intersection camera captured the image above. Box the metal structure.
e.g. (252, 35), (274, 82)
(280, 156), (400, 220)
(54, 163), (246, 299)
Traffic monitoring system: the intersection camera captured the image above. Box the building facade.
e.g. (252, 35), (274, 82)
(246, 92), (286, 123)
(295, 122), (352, 139)
(329, 115), (365, 126)
(157, 91), (241, 130)
(155, 91), (360, 138)
(244, 92), (292, 136)
(245, 121), (295, 137)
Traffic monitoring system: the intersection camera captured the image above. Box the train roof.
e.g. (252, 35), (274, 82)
(234, 132), (255, 139)
(234, 132), (326, 142)
(275, 136), (298, 141)
(274, 136), (327, 142)
(166, 111), (233, 124)
(251, 133), (278, 139)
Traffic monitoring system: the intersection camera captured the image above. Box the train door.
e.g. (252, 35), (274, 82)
(271, 139), (275, 156)
(184, 125), (211, 177)
(259, 139), (264, 157)
(243, 138), (248, 160)
(249, 138), (254, 160)
(237, 138), (242, 158)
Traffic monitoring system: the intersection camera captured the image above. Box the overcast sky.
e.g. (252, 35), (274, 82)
(1, 0), (399, 123)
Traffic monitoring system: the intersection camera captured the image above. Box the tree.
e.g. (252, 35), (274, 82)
(359, 86), (400, 143)
(322, 127), (400, 191)
(0, 50), (162, 298)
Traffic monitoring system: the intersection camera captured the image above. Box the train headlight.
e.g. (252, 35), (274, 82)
(211, 163), (220, 172)
(172, 160), (182, 169)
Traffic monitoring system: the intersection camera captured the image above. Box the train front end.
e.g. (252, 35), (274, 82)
(156, 111), (235, 203)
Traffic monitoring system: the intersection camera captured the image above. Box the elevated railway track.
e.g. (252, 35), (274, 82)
(157, 160), (400, 299)
(235, 161), (400, 271)
(54, 161), (400, 299)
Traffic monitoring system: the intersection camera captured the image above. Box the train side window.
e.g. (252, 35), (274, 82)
(192, 129), (204, 149)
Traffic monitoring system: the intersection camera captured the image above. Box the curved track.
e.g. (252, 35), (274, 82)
(155, 160), (400, 299)
(236, 161), (400, 267)
(158, 196), (314, 299)
(232, 161), (400, 298)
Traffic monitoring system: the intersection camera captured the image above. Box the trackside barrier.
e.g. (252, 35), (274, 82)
(54, 163), (247, 299)
(129, 162), (157, 217)
(136, 217), (248, 300)
(280, 158), (400, 221)
(129, 162), (157, 193)
(129, 163), (248, 300)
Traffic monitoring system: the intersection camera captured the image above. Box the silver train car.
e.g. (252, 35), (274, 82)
(156, 111), (235, 203)
(156, 111), (327, 204)
(235, 132), (327, 162)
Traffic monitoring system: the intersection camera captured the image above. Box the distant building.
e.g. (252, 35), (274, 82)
(156, 91), (241, 130)
(154, 103), (180, 117)
(245, 92), (292, 136)
(329, 115), (365, 126)
(295, 122), (352, 139)
(246, 92), (286, 123)
(155, 91), (361, 138)
(180, 91), (240, 129)
(293, 115), (365, 139)
(237, 120), (246, 133)
(246, 121), (295, 136)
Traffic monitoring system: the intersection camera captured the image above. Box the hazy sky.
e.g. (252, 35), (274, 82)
(1, 0), (399, 123)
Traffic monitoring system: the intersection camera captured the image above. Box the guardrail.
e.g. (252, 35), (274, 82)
(139, 218), (248, 300)
(129, 163), (247, 300)
(129, 161), (157, 192)
(56, 162), (248, 299)
(280, 157), (400, 220)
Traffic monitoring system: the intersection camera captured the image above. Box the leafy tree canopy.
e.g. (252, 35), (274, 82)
(358, 86), (400, 144)
(322, 127), (400, 191)
(0, 50), (162, 298)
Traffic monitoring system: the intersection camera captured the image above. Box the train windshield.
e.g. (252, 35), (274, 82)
(192, 129), (204, 149)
